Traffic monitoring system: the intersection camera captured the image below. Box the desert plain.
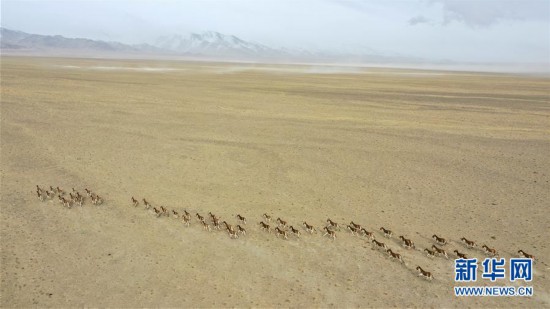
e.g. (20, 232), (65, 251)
(1, 56), (549, 307)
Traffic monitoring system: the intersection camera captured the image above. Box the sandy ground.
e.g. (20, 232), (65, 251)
(1, 56), (549, 307)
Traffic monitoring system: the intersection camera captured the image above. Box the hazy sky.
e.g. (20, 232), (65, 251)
(1, 0), (549, 64)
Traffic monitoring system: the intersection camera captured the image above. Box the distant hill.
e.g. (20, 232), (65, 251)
(0, 27), (425, 64)
(154, 31), (287, 58)
(0, 28), (160, 53)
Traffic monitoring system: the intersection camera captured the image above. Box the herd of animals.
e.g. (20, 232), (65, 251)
(35, 185), (103, 207)
(35, 185), (537, 282)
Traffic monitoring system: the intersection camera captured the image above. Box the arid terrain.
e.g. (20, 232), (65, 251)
(1, 56), (549, 307)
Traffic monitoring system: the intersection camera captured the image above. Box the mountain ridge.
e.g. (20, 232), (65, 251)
(0, 27), (161, 53)
(153, 31), (286, 58)
(0, 27), (425, 64)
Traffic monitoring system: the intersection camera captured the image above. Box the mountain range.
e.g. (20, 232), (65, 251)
(0, 27), (422, 64)
(154, 31), (285, 58)
(0, 28), (159, 53)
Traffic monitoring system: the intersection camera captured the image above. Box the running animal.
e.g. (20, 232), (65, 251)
(518, 250), (535, 261)
(482, 245), (498, 257)
(416, 266), (434, 280)
(386, 248), (404, 263)
(303, 221), (316, 234)
(380, 227), (393, 238)
(432, 245), (449, 259)
(372, 239), (387, 250)
(461, 237), (476, 248)
(432, 234), (447, 245)
(236, 214), (246, 224)
(323, 227), (336, 240)
(399, 236), (415, 249)
(454, 250), (467, 259)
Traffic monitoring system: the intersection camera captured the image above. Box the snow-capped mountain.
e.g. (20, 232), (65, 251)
(154, 31), (285, 58)
(1, 27), (424, 64)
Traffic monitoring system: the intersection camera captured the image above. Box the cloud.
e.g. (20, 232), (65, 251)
(408, 15), (432, 26)
(431, 0), (550, 27)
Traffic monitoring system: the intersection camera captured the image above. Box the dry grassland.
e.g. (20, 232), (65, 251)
(1, 56), (549, 307)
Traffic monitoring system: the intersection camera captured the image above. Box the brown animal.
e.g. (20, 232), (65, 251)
(275, 227), (288, 239)
(153, 207), (162, 217)
(288, 226), (300, 237)
(228, 229), (239, 239)
(61, 197), (71, 208)
(350, 221), (362, 230)
(222, 221), (233, 232)
(37, 190), (45, 202)
(85, 188), (92, 197)
(416, 266), (433, 280)
(399, 236), (415, 249)
(461, 237), (476, 248)
(323, 227), (336, 240)
(347, 224), (359, 236)
(196, 213), (204, 222)
(237, 225), (246, 235)
(182, 215), (191, 226)
(482, 245), (498, 257)
(212, 217), (222, 230)
(92, 194), (103, 205)
(46, 190), (55, 199)
(172, 210), (180, 219)
(432, 234), (447, 245)
(303, 221), (315, 233)
(386, 248), (404, 263)
(454, 250), (467, 259)
(432, 245), (449, 259)
(518, 250), (535, 260)
(263, 213), (272, 222)
(380, 227), (393, 238)
(143, 198), (151, 209)
(132, 197), (139, 207)
(372, 239), (387, 250)
(360, 228), (374, 239)
(159, 206), (168, 216)
(259, 221), (270, 232)
(276, 217), (287, 227)
(327, 218), (339, 230)
(424, 248), (436, 258)
(236, 214), (246, 224)
(73, 194), (83, 207)
(201, 220), (211, 231)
